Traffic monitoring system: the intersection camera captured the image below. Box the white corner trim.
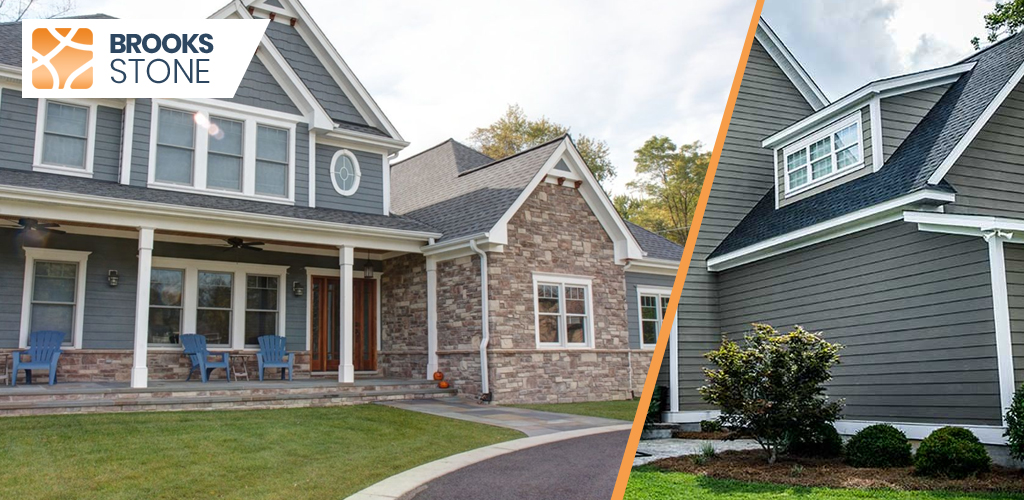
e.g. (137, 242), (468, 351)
(755, 20), (829, 110)
(328, 149), (361, 196)
(870, 96), (884, 172)
(308, 130), (316, 208)
(382, 153), (391, 216)
(763, 62), (975, 149)
(662, 410), (722, 424)
(19, 247), (91, 350)
(834, 420), (1008, 446)
(987, 235), (1017, 426)
(928, 59), (1024, 185)
(120, 98), (135, 185)
(706, 190), (956, 271)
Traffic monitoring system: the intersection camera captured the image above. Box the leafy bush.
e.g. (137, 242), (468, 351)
(788, 421), (844, 458)
(845, 424), (912, 468)
(1005, 386), (1024, 462)
(699, 324), (844, 463)
(914, 427), (991, 479)
(645, 386), (666, 426)
(700, 420), (724, 433)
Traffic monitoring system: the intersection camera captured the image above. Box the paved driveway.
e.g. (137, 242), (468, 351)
(407, 430), (629, 500)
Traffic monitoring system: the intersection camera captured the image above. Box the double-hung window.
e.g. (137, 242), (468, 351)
(245, 275), (279, 346)
(41, 102), (89, 170)
(149, 101), (295, 202)
(534, 274), (593, 348)
(196, 271), (233, 346)
(148, 268), (184, 345)
(20, 248), (90, 349)
(638, 288), (674, 349)
(784, 113), (863, 195)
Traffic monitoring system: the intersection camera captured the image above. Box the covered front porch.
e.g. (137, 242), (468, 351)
(0, 200), (442, 392)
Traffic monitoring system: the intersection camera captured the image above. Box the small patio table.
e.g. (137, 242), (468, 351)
(230, 353), (253, 382)
(0, 351), (9, 386)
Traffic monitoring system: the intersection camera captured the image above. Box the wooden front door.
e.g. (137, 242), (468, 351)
(310, 277), (377, 372)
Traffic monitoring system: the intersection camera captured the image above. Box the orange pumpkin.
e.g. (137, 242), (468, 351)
(438, 381), (450, 389)
(433, 371), (444, 381)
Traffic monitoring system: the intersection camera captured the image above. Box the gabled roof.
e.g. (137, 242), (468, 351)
(625, 221), (684, 262)
(756, 19), (829, 111)
(391, 138), (561, 242)
(711, 29), (1024, 260)
(0, 14), (115, 66)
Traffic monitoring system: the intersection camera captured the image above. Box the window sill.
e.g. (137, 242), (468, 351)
(785, 161), (866, 199)
(33, 164), (93, 178)
(536, 344), (594, 350)
(147, 182), (294, 205)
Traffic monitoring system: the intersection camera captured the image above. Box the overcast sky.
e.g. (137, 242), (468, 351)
(69, 0), (995, 195)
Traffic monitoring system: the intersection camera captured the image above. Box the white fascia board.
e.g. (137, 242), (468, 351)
(905, 211), (1024, 242)
(763, 62), (975, 149)
(928, 59), (1024, 185)
(624, 259), (682, 276)
(706, 190), (956, 271)
(0, 63), (22, 83)
(755, 19), (829, 110)
(320, 129), (410, 155)
(0, 186), (439, 252)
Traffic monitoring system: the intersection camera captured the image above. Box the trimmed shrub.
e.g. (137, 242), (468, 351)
(845, 424), (912, 468)
(700, 420), (724, 433)
(788, 421), (844, 458)
(914, 427), (991, 479)
(1005, 386), (1024, 462)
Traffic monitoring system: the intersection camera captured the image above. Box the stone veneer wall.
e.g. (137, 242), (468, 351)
(1, 349), (311, 383)
(436, 183), (636, 403)
(630, 351), (654, 398)
(379, 253), (429, 379)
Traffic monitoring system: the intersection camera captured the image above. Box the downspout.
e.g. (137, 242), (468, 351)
(469, 239), (491, 401)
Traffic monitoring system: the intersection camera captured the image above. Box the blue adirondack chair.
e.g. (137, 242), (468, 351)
(256, 335), (294, 381)
(12, 331), (65, 386)
(181, 334), (231, 383)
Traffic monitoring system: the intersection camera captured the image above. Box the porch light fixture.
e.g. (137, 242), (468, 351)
(292, 281), (304, 297)
(107, 270), (119, 287)
(362, 250), (375, 279)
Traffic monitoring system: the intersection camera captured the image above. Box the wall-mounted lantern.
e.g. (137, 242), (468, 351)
(107, 270), (119, 287)
(292, 281), (305, 297)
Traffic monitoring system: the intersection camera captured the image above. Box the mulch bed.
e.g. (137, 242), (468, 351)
(649, 449), (1024, 493)
(672, 430), (744, 440)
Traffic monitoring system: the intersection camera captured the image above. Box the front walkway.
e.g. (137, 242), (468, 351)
(378, 397), (625, 436)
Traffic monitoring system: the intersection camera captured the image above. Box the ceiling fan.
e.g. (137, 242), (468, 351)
(1, 218), (66, 235)
(218, 237), (265, 252)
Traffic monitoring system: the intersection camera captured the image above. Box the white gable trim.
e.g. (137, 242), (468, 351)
(927, 59), (1024, 185)
(706, 190), (955, 271)
(763, 62), (975, 149)
(755, 19), (829, 110)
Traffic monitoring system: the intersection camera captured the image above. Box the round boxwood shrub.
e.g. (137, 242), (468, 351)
(914, 427), (991, 479)
(845, 424), (912, 468)
(788, 422), (843, 458)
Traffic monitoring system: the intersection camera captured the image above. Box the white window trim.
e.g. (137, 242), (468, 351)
(532, 272), (595, 349)
(147, 99), (298, 205)
(781, 112), (865, 198)
(636, 286), (675, 350)
(19, 247), (91, 349)
(149, 257), (288, 351)
(329, 149), (361, 196)
(33, 98), (98, 178)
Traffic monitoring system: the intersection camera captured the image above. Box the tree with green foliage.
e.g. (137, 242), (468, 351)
(972, 0), (1024, 49)
(469, 104), (615, 185)
(699, 324), (844, 464)
(623, 136), (709, 245)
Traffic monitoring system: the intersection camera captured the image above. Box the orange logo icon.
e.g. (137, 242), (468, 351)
(31, 28), (93, 90)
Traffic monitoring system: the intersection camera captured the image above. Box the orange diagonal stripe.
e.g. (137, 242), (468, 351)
(608, 2), (765, 499)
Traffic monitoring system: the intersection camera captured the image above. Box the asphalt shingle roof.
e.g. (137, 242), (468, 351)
(0, 169), (439, 234)
(391, 138), (558, 242)
(626, 221), (684, 262)
(711, 31), (1024, 258)
(0, 14), (115, 66)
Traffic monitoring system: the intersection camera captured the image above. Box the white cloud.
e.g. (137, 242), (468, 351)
(76, 0), (753, 196)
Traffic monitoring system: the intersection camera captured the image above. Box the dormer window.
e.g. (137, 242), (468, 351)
(783, 112), (863, 196)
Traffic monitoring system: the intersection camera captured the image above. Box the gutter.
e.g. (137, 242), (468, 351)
(468, 239), (491, 401)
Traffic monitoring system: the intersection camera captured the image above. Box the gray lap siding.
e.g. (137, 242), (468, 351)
(717, 221), (1002, 426)
(1003, 243), (1024, 390)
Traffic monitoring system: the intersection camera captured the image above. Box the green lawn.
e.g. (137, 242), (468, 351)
(507, 398), (641, 421)
(0, 405), (524, 500)
(626, 469), (1024, 500)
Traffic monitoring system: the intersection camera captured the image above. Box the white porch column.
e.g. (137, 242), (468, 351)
(338, 246), (355, 383)
(130, 227), (154, 389)
(425, 256), (438, 380)
(986, 231), (1016, 425)
(669, 313), (680, 413)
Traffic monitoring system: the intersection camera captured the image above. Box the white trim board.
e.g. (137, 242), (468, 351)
(662, 410), (722, 424)
(834, 420), (1007, 446)
(928, 59), (1024, 185)
(19, 247), (91, 349)
(706, 190), (955, 271)
(755, 20), (828, 110)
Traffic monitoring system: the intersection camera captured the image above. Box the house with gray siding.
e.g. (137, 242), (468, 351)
(663, 18), (1024, 450)
(0, 0), (682, 408)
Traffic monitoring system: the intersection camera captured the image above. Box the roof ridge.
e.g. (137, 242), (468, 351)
(958, 29), (1024, 64)
(391, 139), (457, 168)
(0, 13), (115, 25)
(457, 134), (567, 177)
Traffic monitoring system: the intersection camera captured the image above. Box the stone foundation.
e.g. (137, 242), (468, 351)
(1, 349), (312, 383)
